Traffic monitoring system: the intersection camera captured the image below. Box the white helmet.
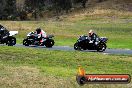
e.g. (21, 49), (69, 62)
(89, 30), (93, 36)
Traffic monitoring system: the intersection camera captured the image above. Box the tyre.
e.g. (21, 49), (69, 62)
(7, 37), (16, 46)
(45, 39), (54, 48)
(74, 43), (79, 50)
(23, 39), (29, 46)
(97, 42), (107, 52)
(74, 42), (84, 51)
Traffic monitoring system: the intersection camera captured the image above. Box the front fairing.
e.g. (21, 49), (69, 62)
(77, 35), (89, 42)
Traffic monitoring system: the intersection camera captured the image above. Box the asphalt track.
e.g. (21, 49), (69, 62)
(14, 44), (132, 55)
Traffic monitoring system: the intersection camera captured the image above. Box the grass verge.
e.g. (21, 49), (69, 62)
(0, 46), (132, 87)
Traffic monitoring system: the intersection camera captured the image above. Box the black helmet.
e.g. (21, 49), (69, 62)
(36, 28), (41, 34)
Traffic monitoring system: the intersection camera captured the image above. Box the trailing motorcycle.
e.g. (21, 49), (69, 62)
(0, 27), (18, 46)
(23, 32), (55, 48)
(74, 35), (108, 52)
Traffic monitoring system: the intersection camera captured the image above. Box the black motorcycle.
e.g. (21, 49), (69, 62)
(74, 35), (108, 52)
(0, 28), (18, 46)
(23, 32), (55, 48)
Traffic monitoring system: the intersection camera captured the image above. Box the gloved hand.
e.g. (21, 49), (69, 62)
(95, 42), (98, 45)
(89, 40), (93, 43)
(38, 34), (41, 38)
(3, 36), (8, 39)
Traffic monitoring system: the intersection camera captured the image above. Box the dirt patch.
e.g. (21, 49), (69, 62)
(0, 66), (75, 88)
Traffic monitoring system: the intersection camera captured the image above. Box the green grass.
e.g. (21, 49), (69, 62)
(0, 46), (132, 87)
(0, 17), (132, 49)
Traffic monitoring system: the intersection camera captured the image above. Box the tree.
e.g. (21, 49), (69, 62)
(0, 0), (89, 20)
(52, 0), (72, 14)
(0, 0), (7, 19)
(74, 0), (88, 8)
(98, 0), (103, 2)
(0, 0), (17, 20)
(6, 0), (17, 19)
(24, 0), (45, 19)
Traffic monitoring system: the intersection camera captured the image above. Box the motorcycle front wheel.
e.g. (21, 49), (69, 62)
(23, 39), (29, 46)
(7, 37), (16, 46)
(74, 43), (79, 50)
(45, 39), (54, 48)
(97, 42), (107, 52)
(74, 42), (84, 51)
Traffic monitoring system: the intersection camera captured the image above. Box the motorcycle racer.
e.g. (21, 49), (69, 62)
(36, 28), (47, 43)
(88, 30), (99, 45)
(0, 25), (10, 41)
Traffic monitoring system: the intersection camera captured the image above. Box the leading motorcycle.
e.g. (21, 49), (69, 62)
(74, 35), (108, 52)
